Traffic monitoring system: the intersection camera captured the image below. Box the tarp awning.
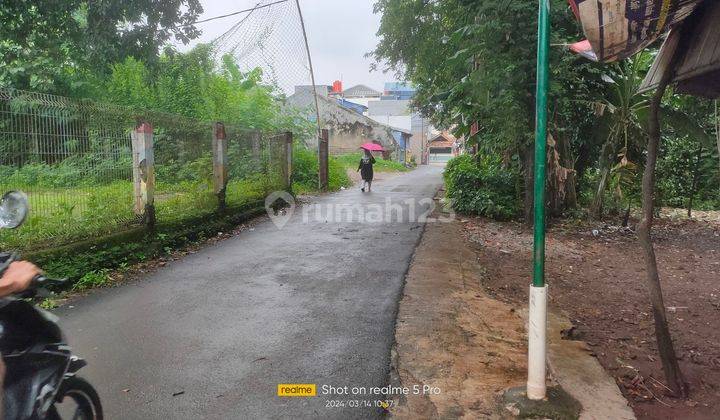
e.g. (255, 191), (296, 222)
(568, 0), (704, 63)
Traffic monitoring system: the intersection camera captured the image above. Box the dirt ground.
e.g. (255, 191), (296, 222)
(390, 209), (527, 418)
(462, 213), (720, 420)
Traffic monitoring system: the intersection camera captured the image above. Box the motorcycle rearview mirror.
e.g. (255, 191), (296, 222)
(0, 191), (29, 229)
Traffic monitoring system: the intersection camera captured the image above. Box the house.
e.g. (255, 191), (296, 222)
(410, 113), (434, 164)
(286, 85), (400, 156)
(426, 132), (461, 164)
(366, 91), (435, 164)
(367, 99), (412, 132)
(390, 127), (412, 163)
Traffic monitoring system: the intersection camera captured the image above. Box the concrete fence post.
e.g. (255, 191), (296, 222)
(131, 121), (156, 228)
(318, 129), (329, 191)
(212, 122), (228, 210)
(284, 132), (293, 190)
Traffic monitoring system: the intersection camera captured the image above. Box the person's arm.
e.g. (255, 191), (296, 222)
(0, 261), (40, 297)
(370, 156), (376, 164)
(358, 159), (363, 172)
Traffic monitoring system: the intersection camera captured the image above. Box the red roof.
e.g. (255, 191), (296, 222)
(428, 132), (456, 148)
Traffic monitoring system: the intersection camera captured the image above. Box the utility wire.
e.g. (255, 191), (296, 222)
(177, 0), (289, 28)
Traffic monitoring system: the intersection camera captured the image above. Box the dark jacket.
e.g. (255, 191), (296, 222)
(358, 155), (376, 181)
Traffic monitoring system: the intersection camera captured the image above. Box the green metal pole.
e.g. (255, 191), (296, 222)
(532, 0), (550, 288)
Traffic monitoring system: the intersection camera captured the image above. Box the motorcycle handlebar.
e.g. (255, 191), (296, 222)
(31, 274), (68, 289)
(13, 276), (66, 299)
(0, 253), (66, 297)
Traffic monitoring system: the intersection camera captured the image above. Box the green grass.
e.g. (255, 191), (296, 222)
(291, 146), (352, 193)
(0, 182), (137, 250)
(0, 175), (279, 251)
(335, 153), (409, 173)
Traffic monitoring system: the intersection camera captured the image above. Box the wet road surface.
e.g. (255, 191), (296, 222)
(57, 165), (444, 419)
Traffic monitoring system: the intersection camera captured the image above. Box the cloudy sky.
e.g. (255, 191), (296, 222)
(178, 0), (399, 92)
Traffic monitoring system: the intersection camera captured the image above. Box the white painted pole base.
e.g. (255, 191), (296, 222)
(527, 284), (548, 400)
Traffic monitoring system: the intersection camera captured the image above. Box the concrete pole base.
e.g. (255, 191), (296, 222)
(502, 386), (581, 419)
(527, 284), (548, 400)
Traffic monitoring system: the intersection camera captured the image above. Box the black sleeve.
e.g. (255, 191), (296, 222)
(358, 159), (363, 171)
(370, 156), (376, 164)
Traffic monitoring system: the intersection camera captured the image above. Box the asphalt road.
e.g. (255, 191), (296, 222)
(56, 165), (444, 419)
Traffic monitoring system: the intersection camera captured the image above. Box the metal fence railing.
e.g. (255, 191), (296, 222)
(152, 115), (215, 224)
(0, 88), (291, 251)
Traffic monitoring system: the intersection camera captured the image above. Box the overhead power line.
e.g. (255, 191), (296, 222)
(177, 0), (289, 28)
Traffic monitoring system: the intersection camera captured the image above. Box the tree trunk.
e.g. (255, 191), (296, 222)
(622, 204), (631, 228)
(557, 130), (577, 209)
(637, 41), (688, 398)
(591, 140), (613, 219)
(715, 100), (720, 172)
(521, 143), (535, 225)
(687, 146), (702, 218)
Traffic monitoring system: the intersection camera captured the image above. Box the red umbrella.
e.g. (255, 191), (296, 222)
(360, 142), (384, 152)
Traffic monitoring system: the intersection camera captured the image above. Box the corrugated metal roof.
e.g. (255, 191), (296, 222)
(343, 84), (381, 98)
(640, 1), (720, 98)
(390, 126), (412, 135)
(337, 98), (367, 114)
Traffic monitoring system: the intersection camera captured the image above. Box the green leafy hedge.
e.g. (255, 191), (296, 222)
(444, 154), (520, 220)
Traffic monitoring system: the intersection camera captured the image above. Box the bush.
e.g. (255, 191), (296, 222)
(292, 145), (351, 193)
(444, 154), (520, 220)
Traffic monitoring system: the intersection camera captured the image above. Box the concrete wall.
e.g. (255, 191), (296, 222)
(410, 113), (435, 164)
(367, 115), (412, 131)
(367, 99), (411, 117)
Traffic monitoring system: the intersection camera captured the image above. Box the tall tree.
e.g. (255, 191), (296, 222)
(639, 37), (689, 398)
(0, 0), (203, 95)
(371, 0), (602, 222)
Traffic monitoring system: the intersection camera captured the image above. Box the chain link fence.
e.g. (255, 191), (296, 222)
(224, 125), (287, 210)
(0, 88), (291, 251)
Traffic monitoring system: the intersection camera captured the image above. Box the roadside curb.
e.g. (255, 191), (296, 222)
(545, 310), (636, 420)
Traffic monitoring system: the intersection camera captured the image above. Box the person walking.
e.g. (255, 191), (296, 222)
(357, 149), (376, 192)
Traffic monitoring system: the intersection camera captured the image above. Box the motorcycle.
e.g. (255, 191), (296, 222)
(0, 191), (103, 420)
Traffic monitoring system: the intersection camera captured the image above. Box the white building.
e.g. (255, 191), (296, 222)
(367, 100), (412, 131)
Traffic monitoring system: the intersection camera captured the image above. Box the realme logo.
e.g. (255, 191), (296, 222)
(277, 384), (316, 397)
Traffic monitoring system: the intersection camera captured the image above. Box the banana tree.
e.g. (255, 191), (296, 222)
(589, 52), (714, 220)
(589, 53), (650, 219)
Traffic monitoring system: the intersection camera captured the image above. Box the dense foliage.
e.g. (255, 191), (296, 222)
(372, 0), (608, 220)
(102, 45), (312, 135)
(0, 0), (202, 95)
(0, 3), (317, 252)
(372, 0), (720, 221)
(292, 146), (351, 193)
(444, 154), (520, 220)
